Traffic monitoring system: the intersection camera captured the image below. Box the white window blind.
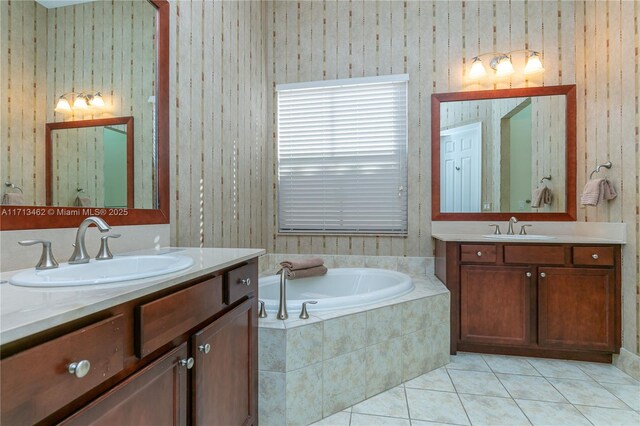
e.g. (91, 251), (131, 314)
(277, 75), (408, 234)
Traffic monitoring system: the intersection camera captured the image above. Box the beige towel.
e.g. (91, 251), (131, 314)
(531, 186), (552, 208)
(285, 265), (328, 280)
(2, 193), (24, 205)
(581, 178), (617, 206)
(75, 196), (92, 207)
(280, 257), (324, 271)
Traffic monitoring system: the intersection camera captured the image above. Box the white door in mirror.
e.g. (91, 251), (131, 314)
(9, 255), (194, 287)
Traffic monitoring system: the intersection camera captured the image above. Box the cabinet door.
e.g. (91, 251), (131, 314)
(62, 343), (189, 426)
(538, 267), (615, 351)
(192, 297), (257, 426)
(460, 265), (532, 346)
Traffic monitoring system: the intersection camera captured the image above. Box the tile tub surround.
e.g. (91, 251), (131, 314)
(258, 271), (450, 426)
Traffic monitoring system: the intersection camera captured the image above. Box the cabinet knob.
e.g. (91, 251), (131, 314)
(179, 357), (195, 369)
(526, 272), (532, 278)
(239, 278), (251, 286)
(540, 272), (546, 278)
(592, 254), (599, 260)
(68, 360), (91, 378)
(198, 343), (211, 354)
(476, 251), (482, 257)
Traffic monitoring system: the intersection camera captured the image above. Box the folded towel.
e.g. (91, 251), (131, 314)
(2, 193), (24, 205)
(581, 178), (617, 206)
(285, 265), (328, 280)
(280, 257), (324, 271)
(531, 186), (552, 208)
(75, 196), (92, 207)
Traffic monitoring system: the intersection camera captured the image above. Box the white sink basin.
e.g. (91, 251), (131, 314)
(9, 255), (195, 287)
(482, 234), (556, 241)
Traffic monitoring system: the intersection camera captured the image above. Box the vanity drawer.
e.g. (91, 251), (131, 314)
(136, 276), (223, 358)
(573, 246), (614, 266)
(460, 245), (497, 263)
(225, 262), (258, 305)
(0, 315), (124, 425)
(504, 245), (565, 265)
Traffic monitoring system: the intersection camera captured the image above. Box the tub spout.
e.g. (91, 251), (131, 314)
(277, 268), (291, 320)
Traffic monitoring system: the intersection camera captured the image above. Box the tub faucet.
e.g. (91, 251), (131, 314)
(276, 267), (291, 320)
(507, 216), (518, 235)
(69, 216), (111, 264)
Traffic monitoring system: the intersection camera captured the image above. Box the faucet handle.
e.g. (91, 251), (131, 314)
(258, 300), (268, 318)
(19, 240), (59, 270)
(488, 224), (502, 235)
(519, 225), (533, 235)
(299, 301), (318, 319)
(96, 234), (121, 260)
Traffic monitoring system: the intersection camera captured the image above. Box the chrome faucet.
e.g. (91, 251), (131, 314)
(276, 267), (291, 320)
(69, 216), (111, 264)
(507, 216), (518, 235)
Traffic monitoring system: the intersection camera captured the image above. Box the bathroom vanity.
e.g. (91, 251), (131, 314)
(434, 236), (622, 363)
(0, 247), (263, 425)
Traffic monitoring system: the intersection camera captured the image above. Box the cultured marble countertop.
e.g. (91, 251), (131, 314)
(0, 247), (265, 345)
(432, 234), (626, 244)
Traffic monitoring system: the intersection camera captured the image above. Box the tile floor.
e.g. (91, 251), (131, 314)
(312, 352), (640, 426)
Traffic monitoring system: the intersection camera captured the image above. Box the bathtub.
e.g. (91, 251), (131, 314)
(259, 268), (414, 313)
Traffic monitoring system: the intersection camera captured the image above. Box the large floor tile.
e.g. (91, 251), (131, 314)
(599, 382), (640, 411)
(448, 369), (510, 397)
(526, 358), (593, 380)
(482, 354), (540, 376)
(446, 352), (492, 372)
(496, 373), (567, 403)
(405, 388), (470, 425)
(515, 399), (592, 426)
(575, 361), (640, 385)
(351, 386), (409, 419)
(459, 394), (530, 426)
(411, 422), (465, 426)
(548, 378), (629, 409)
(310, 411), (351, 426)
(575, 405), (640, 426)
(350, 413), (411, 426)
(404, 367), (455, 392)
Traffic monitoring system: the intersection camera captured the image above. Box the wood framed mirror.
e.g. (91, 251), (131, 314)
(431, 84), (576, 221)
(0, 0), (169, 230)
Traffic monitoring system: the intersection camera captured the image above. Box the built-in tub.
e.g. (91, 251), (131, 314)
(259, 268), (414, 313)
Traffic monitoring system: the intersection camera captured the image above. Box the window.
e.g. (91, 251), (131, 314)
(277, 75), (408, 234)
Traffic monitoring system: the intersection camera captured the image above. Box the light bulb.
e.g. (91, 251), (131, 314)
(89, 92), (105, 107)
(73, 95), (88, 109)
(495, 56), (514, 78)
(524, 52), (545, 75)
(468, 57), (487, 80)
(54, 97), (72, 113)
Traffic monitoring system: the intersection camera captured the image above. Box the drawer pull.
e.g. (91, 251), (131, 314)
(526, 272), (532, 277)
(67, 360), (91, 378)
(476, 251), (482, 257)
(198, 343), (211, 354)
(179, 357), (195, 369)
(239, 278), (251, 286)
(540, 272), (546, 278)
(592, 254), (599, 260)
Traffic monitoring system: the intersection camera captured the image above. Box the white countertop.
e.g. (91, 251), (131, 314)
(0, 247), (265, 345)
(432, 234), (625, 244)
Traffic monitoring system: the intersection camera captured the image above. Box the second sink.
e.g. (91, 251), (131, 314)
(482, 234), (556, 241)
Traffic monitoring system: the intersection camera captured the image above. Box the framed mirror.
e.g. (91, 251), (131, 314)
(431, 85), (576, 221)
(0, 0), (169, 230)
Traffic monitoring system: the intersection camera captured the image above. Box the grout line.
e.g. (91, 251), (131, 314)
(403, 382), (412, 421)
(493, 372), (536, 425)
(444, 366), (473, 426)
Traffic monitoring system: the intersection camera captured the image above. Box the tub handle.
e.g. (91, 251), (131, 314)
(299, 301), (318, 320)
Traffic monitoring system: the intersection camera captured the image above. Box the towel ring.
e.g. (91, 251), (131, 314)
(589, 161), (612, 179)
(539, 175), (552, 184)
(4, 181), (23, 194)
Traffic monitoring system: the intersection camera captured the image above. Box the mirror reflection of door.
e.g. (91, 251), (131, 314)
(440, 122), (482, 212)
(103, 126), (128, 208)
(500, 100), (532, 212)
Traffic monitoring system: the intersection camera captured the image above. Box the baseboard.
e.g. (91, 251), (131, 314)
(613, 348), (640, 380)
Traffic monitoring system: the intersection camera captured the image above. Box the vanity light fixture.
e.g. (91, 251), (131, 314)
(467, 49), (544, 80)
(55, 91), (105, 114)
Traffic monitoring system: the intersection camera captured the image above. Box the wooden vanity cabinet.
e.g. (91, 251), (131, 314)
(0, 258), (259, 425)
(435, 240), (621, 362)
